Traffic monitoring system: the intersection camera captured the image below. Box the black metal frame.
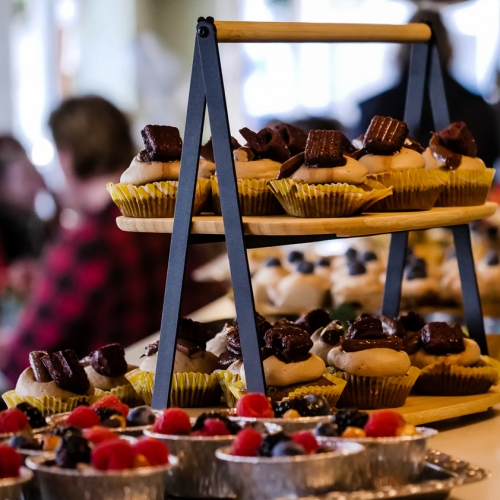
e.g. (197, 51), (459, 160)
(151, 18), (488, 409)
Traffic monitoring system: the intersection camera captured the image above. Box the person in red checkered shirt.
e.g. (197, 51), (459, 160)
(1, 96), (224, 387)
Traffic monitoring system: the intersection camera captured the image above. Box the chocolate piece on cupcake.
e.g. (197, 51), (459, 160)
(271, 122), (307, 156)
(141, 125), (183, 161)
(42, 350), (90, 395)
(363, 115), (408, 155)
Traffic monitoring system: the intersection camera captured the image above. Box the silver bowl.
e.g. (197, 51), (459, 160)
(230, 415), (331, 433)
(215, 441), (367, 500)
(0, 425), (51, 442)
(26, 454), (177, 500)
(318, 426), (438, 489)
(0, 468), (33, 500)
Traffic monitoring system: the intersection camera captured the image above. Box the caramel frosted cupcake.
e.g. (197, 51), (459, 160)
(269, 130), (392, 217)
(327, 316), (419, 409)
(407, 322), (499, 396)
(107, 125), (212, 217)
(211, 125), (298, 215)
(358, 116), (445, 210)
(423, 121), (494, 206)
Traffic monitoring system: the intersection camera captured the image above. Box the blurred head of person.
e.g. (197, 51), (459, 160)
(49, 95), (134, 213)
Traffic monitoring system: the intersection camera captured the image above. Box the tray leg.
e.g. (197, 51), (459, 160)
(452, 224), (488, 354)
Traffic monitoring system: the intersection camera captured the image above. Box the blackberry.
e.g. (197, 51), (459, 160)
(55, 435), (91, 469)
(258, 431), (291, 457)
(332, 409), (369, 435)
(95, 407), (122, 422)
(314, 422), (339, 437)
(16, 403), (45, 429)
(51, 426), (82, 439)
(192, 412), (241, 435)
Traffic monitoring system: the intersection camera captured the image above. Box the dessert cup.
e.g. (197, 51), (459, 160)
(229, 413), (332, 433)
(0, 468), (33, 500)
(215, 441), (367, 500)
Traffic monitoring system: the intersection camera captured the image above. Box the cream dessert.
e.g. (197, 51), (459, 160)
(310, 320), (344, 363)
(252, 257), (290, 306)
(400, 256), (440, 309)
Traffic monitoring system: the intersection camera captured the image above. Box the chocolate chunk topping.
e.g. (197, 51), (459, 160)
(264, 326), (313, 363)
(403, 331), (422, 355)
(363, 116), (408, 155)
(90, 344), (128, 377)
(41, 350), (90, 394)
(399, 312), (426, 333)
(141, 341), (159, 358)
(138, 149), (152, 162)
(239, 127), (291, 163)
(177, 318), (212, 350)
(403, 136), (424, 153)
(218, 350), (241, 369)
(319, 320), (344, 345)
(276, 152), (305, 179)
(438, 121), (477, 157)
(342, 338), (403, 352)
(141, 125), (182, 162)
(228, 313), (273, 356)
(420, 322), (465, 355)
(29, 351), (52, 383)
(294, 309), (331, 335)
(304, 130), (347, 167)
(347, 147), (368, 161)
(342, 316), (403, 352)
(271, 122), (308, 156)
(376, 315), (405, 338)
(199, 136), (241, 163)
(429, 133), (462, 170)
(176, 338), (202, 357)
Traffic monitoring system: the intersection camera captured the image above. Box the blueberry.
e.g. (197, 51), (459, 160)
(9, 434), (42, 450)
(297, 261), (314, 274)
(485, 250), (499, 266)
(362, 251), (377, 262)
(345, 248), (358, 260)
(95, 407), (122, 422)
(258, 431), (291, 457)
(126, 406), (155, 427)
(316, 257), (330, 268)
(302, 395), (330, 416)
(265, 257), (282, 267)
(313, 422), (339, 437)
(348, 260), (366, 276)
(55, 435), (91, 469)
(271, 441), (306, 457)
(288, 251), (304, 263)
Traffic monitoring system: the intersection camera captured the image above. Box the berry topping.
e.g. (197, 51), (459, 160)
(192, 412), (241, 435)
(282, 409), (301, 419)
(297, 261), (314, 274)
(272, 441), (306, 457)
(341, 426), (367, 438)
(66, 406), (100, 429)
(56, 434), (91, 469)
(362, 251), (377, 262)
(314, 422), (339, 437)
(153, 408), (192, 435)
(200, 419), (229, 437)
(348, 260), (366, 276)
(95, 407), (126, 428)
(265, 257), (282, 267)
(274, 394), (330, 418)
(316, 257), (330, 268)
(291, 431), (318, 454)
(0, 408), (30, 434)
(132, 437), (169, 466)
(485, 250), (499, 266)
(332, 409), (369, 435)
(364, 410), (405, 438)
(258, 431), (290, 457)
(91, 439), (136, 471)
(0, 444), (21, 478)
(91, 396), (129, 418)
(236, 393), (274, 419)
(9, 434), (42, 451)
(83, 426), (119, 445)
(16, 403), (46, 429)
(231, 428), (263, 457)
(288, 251), (304, 264)
(345, 248), (358, 260)
(126, 406), (156, 427)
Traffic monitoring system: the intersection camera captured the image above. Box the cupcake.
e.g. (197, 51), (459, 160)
(310, 320), (344, 363)
(125, 318), (221, 407)
(423, 121), (495, 206)
(358, 116), (445, 210)
(327, 316), (420, 409)
(252, 257), (290, 306)
(3, 350), (99, 416)
(211, 126), (292, 215)
(407, 322), (499, 395)
(269, 129), (392, 217)
(400, 256), (440, 310)
(106, 125), (212, 218)
(314, 257), (332, 281)
(283, 249), (305, 272)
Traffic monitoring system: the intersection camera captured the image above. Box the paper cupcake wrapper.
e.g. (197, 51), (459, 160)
(228, 374), (347, 410)
(365, 169), (445, 211)
(102, 384), (145, 407)
(268, 179), (393, 218)
(2, 390), (106, 416)
(214, 369), (241, 408)
(329, 366), (421, 409)
(211, 177), (284, 215)
(106, 179), (211, 218)
(413, 356), (500, 396)
(434, 168), (495, 207)
(124, 369), (221, 407)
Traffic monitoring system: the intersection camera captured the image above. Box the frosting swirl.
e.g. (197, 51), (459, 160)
(358, 147), (425, 174)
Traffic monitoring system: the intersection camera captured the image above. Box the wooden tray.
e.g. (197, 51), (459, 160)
(116, 203), (496, 237)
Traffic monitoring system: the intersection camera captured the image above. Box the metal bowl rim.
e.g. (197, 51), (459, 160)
(229, 415), (332, 425)
(317, 426), (437, 444)
(46, 412), (154, 433)
(0, 425), (52, 440)
(144, 429), (237, 442)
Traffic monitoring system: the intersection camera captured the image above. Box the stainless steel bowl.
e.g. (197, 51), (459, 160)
(230, 415), (331, 433)
(0, 468), (33, 500)
(215, 441), (367, 500)
(0, 425), (51, 442)
(318, 427), (438, 489)
(26, 454), (177, 500)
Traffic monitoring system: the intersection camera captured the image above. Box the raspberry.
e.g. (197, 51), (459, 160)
(364, 410), (405, 438)
(66, 406), (100, 429)
(132, 438), (169, 466)
(0, 444), (21, 478)
(231, 428), (263, 457)
(83, 426), (119, 445)
(236, 393), (274, 418)
(152, 408), (192, 435)
(91, 396), (129, 418)
(203, 419), (229, 437)
(92, 439), (137, 471)
(291, 431), (318, 454)
(0, 408), (30, 433)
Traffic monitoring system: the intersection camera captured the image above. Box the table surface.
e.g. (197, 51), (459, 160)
(125, 296), (500, 499)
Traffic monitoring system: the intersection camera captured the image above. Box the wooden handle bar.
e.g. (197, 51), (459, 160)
(213, 21), (432, 43)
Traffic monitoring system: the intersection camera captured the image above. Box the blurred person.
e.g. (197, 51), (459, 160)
(1, 95), (224, 387)
(353, 9), (500, 168)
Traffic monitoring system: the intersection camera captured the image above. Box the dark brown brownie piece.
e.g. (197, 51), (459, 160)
(141, 125), (182, 162)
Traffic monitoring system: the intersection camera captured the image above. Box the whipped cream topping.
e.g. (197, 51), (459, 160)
(290, 156), (368, 185)
(410, 337), (481, 369)
(422, 147), (486, 172)
(359, 147), (425, 174)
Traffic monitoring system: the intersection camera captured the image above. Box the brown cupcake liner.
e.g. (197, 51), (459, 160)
(106, 179), (211, 218)
(268, 179), (393, 218)
(330, 367), (420, 409)
(211, 177), (284, 215)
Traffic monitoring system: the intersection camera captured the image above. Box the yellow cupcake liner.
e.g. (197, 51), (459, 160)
(214, 369), (241, 408)
(365, 169), (445, 211)
(228, 374), (347, 410)
(103, 384), (145, 407)
(413, 356), (500, 396)
(329, 366), (421, 410)
(2, 389), (106, 416)
(106, 179), (211, 218)
(268, 179), (393, 218)
(434, 168), (495, 207)
(211, 177), (284, 215)
(124, 369), (221, 407)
